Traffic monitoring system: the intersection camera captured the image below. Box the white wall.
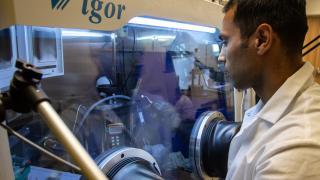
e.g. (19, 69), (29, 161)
(306, 0), (320, 16)
(0, 126), (14, 180)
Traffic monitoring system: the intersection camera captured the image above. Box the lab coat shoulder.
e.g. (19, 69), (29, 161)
(253, 82), (320, 180)
(254, 138), (320, 180)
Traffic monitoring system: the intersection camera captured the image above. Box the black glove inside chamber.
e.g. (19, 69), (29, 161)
(80, 110), (240, 180)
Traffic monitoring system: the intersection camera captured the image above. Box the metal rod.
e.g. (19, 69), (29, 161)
(0, 123), (81, 172)
(36, 101), (108, 180)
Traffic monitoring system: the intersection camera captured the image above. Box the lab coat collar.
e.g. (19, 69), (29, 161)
(257, 62), (315, 124)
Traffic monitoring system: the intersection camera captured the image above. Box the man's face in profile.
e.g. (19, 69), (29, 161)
(219, 7), (261, 90)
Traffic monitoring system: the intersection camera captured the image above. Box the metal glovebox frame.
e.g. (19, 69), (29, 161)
(0, 0), (255, 179)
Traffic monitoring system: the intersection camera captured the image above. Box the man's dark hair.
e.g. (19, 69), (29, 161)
(223, 0), (308, 55)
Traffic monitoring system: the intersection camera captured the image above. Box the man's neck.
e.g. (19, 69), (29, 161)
(253, 56), (304, 104)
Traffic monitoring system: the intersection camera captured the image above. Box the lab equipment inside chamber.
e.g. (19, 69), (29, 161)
(1, 18), (234, 179)
(0, 27), (17, 90)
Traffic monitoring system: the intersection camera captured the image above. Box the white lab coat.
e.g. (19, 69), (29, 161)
(226, 62), (320, 180)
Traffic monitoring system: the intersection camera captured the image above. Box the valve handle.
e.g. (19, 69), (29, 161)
(15, 60), (43, 82)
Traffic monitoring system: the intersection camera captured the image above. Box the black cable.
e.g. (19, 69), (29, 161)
(0, 99), (5, 123)
(132, 27), (136, 52)
(122, 39), (127, 94)
(0, 122), (81, 172)
(123, 27), (137, 93)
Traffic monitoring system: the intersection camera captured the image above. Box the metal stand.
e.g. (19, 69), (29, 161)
(0, 60), (108, 180)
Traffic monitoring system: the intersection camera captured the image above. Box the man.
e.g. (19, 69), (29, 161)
(219, 0), (320, 179)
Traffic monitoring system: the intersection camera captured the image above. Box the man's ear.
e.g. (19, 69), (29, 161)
(254, 23), (273, 55)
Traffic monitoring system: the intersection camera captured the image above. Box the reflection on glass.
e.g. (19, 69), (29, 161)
(0, 28), (13, 69)
(32, 28), (57, 63)
(8, 20), (233, 179)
